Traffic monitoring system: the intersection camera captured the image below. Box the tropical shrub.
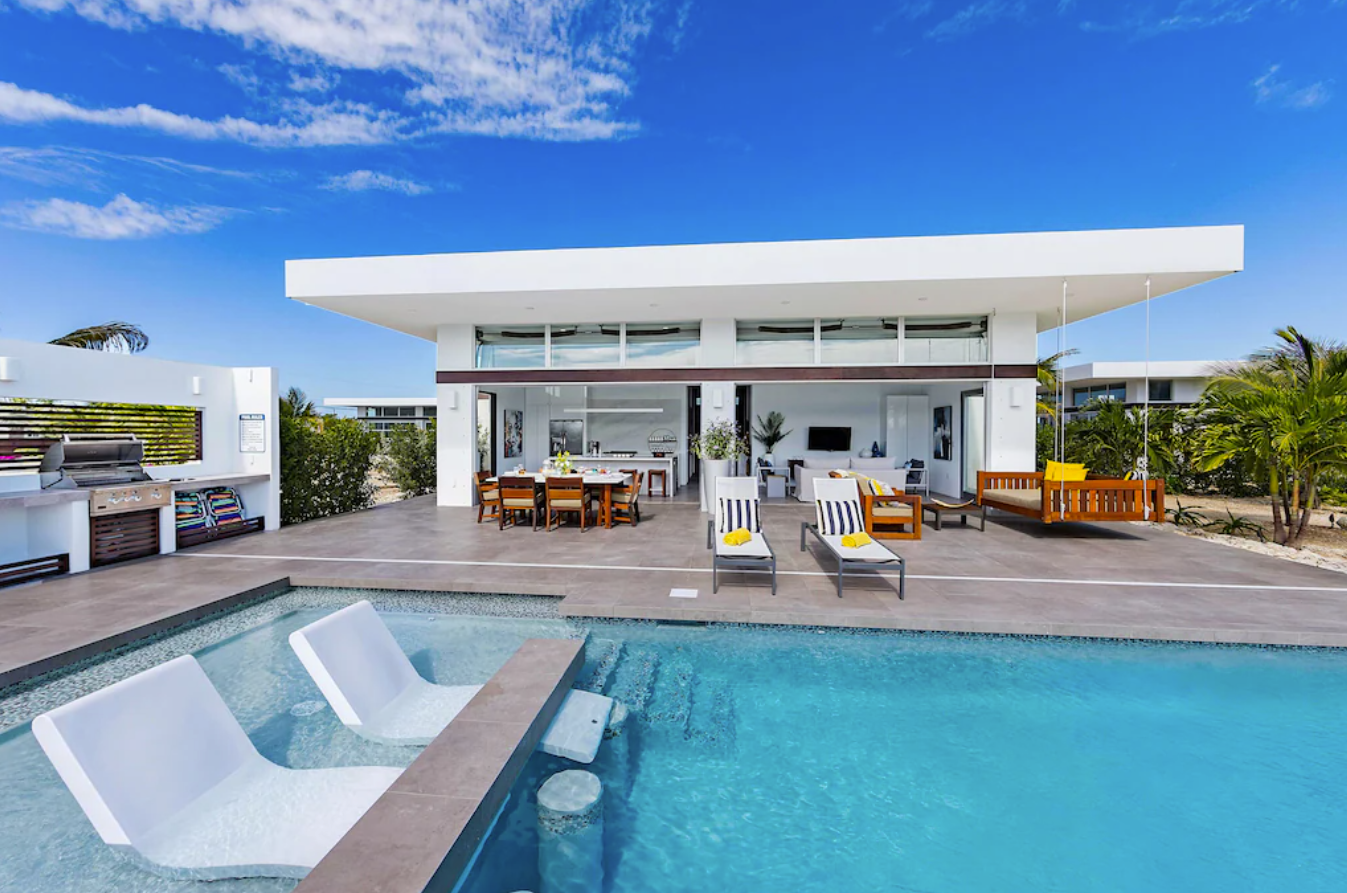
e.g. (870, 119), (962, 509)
(280, 411), (380, 525)
(1195, 327), (1347, 547)
(381, 421), (437, 499)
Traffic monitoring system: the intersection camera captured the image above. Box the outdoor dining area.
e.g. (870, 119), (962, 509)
(475, 465), (643, 531)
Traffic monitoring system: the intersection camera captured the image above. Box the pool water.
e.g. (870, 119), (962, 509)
(0, 606), (575, 893)
(462, 624), (1347, 893)
(3, 601), (1345, 893)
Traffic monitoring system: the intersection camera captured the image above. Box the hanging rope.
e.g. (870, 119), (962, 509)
(1059, 280), (1068, 520)
(1142, 275), (1152, 519)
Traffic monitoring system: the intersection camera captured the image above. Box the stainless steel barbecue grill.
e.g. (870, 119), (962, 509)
(39, 434), (169, 517)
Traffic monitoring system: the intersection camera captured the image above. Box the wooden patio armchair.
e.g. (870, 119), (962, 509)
(545, 475), (592, 531)
(498, 476), (542, 531)
(475, 471), (500, 524)
(977, 470), (1165, 524)
(831, 472), (921, 540)
(611, 470), (642, 526)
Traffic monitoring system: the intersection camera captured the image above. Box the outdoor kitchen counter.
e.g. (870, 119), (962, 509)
(163, 473), (270, 491)
(0, 487), (90, 508)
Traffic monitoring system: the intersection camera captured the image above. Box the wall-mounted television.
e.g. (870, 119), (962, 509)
(807, 426), (852, 452)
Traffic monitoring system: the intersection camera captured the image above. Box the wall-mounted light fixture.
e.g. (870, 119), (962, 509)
(712, 389), (724, 409)
(446, 390), (458, 410)
(0, 357), (17, 382)
(191, 376), (202, 396)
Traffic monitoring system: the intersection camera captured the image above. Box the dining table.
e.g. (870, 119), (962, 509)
(487, 471), (631, 529)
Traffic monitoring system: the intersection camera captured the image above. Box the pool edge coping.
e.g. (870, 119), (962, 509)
(293, 638), (584, 893)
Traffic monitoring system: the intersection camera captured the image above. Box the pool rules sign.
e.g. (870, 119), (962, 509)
(239, 413), (266, 453)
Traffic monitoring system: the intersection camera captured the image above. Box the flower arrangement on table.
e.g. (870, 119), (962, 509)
(555, 450), (574, 474)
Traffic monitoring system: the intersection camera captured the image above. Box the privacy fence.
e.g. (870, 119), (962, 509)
(0, 398), (204, 472)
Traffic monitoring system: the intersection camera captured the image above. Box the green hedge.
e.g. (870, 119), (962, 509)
(280, 414), (381, 525)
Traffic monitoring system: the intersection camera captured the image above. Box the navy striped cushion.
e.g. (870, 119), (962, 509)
(817, 499), (862, 536)
(717, 498), (760, 533)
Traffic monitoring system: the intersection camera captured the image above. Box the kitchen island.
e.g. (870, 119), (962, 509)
(565, 455), (679, 495)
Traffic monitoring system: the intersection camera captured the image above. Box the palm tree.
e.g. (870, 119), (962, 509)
(1070, 400), (1177, 479)
(1196, 327), (1347, 546)
(49, 322), (149, 353)
(280, 387), (317, 421)
(1036, 349), (1079, 418)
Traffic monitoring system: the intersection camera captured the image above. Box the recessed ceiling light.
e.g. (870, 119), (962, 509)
(649, 303), (658, 307)
(917, 296), (929, 302)
(781, 300), (791, 305)
(524, 305), (535, 310)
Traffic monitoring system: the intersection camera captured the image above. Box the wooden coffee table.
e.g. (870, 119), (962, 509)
(922, 497), (987, 531)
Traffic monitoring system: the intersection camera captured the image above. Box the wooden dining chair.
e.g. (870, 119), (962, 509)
(498, 476), (542, 531)
(611, 471), (642, 526)
(545, 476), (591, 531)
(475, 471), (501, 524)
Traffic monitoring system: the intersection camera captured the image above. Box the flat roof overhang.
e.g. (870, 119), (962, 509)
(286, 225), (1244, 341)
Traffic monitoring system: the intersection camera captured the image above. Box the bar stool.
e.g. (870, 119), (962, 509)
(648, 467), (668, 497)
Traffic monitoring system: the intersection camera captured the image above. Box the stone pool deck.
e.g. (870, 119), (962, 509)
(4, 495), (1347, 687)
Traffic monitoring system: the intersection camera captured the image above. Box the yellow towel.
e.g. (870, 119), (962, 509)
(841, 532), (873, 548)
(722, 528), (752, 546)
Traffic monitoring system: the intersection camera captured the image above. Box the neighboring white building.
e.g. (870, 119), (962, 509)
(1052, 360), (1234, 417)
(323, 397), (437, 432)
(287, 225), (1244, 506)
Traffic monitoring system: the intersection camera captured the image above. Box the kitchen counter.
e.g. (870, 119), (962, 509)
(163, 473), (271, 491)
(565, 455), (678, 493)
(0, 487), (90, 508)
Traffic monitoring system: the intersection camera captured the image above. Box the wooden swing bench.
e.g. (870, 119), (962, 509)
(977, 471), (1165, 525)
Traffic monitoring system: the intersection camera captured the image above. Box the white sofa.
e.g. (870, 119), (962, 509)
(795, 457), (917, 503)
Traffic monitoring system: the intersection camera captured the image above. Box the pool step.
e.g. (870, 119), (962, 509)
(605, 648), (660, 718)
(580, 638), (622, 693)
(645, 658), (694, 729)
(686, 677), (736, 751)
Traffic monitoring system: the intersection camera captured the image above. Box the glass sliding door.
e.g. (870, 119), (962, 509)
(961, 389), (985, 497)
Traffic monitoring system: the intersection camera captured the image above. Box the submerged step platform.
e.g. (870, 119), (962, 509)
(538, 689), (615, 764)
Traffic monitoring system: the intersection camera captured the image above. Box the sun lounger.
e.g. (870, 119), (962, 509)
(707, 476), (777, 594)
(290, 600), (613, 762)
(31, 655), (400, 880)
(801, 477), (906, 599)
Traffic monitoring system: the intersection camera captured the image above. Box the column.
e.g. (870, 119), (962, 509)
(437, 325), (478, 508)
(537, 769), (604, 893)
(698, 380), (738, 512)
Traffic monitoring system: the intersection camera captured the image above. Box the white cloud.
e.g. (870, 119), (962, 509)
(0, 193), (234, 239)
(9, 0), (686, 141)
(0, 145), (259, 187)
(288, 70), (338, 94)
(1252, 64), (1333, 110)
(323, 170), (431, 195)
(926, 1), (1027, 39)
(0, 81), (400, 146)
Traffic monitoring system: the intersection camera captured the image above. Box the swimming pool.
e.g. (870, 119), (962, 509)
(462, 624), (1347, 893)
(2, 590), (1345, 893)
(0, 589), (576, 893)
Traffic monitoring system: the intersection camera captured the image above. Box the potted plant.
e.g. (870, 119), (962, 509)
(751, 411), (791, 465)
(691, 419), (748, 512)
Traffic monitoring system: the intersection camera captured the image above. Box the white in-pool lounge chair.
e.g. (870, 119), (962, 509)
(801, 477), (907, 599)
(290, 600), (613, 763)
(31, 655), (400, 880)
(707, 476), (777, 594)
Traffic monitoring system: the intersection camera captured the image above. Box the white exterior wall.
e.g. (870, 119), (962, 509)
(0, 339), (279, 571)
(436, 324), (477, 507)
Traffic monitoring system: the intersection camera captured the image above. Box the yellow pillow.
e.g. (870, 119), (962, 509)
(1045, 460), (1087, 482)
(722, 528), (752, 546)
(841, 532), (874, 548)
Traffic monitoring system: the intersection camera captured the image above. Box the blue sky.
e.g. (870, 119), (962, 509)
(1, 0), (1343, 401)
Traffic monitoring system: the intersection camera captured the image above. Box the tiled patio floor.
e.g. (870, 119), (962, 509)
(5, 494), (1347, 686)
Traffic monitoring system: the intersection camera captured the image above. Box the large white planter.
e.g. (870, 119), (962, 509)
(700, 458), (731, 513)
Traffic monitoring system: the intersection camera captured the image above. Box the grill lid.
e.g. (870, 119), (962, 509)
(40, 434), (150, 489)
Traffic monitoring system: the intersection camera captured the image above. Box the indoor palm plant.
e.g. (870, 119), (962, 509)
(751, 411), (791, 465)
(691, 419), (748, 511)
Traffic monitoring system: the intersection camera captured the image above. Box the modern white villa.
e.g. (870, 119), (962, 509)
(323, 397), (438, 432)
(1051, 360), (1232, 418)
(288, 226), (1245, 505)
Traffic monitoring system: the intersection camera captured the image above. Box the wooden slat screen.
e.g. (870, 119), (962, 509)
(91, 511), (160, 567)
(0, 399), (203, 473)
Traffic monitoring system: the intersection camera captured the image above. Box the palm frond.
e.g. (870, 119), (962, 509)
(49, 322), (149, 353)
